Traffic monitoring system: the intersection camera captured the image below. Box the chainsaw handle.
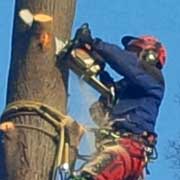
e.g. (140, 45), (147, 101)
(73, 23), (92, 46)
(79, 23), (89, 30)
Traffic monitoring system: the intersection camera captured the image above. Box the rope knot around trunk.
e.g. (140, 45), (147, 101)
(0, 100), (85, 180)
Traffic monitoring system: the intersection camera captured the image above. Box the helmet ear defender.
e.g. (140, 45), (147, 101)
(139, 49), (162, 68)
(140, 49), (158, 63)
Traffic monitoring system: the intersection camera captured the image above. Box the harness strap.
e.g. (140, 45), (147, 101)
(1, 100), (72, 127)
(91, 128), (157, 160)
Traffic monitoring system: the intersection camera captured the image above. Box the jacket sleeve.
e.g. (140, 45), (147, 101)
(92, 38), (165, 96)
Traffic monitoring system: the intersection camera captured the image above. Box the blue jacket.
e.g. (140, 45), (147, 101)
(92, 39), (165, 134)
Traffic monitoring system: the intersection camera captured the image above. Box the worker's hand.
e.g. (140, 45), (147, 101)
(74, 23), (93, 46)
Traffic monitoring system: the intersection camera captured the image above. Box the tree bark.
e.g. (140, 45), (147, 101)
(0, 0), (80, 180)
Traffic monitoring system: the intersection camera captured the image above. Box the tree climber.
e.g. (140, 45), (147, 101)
(71, 25), (167, 180)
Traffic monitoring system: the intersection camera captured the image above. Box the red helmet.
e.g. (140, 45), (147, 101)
(121, 35), (167, 68)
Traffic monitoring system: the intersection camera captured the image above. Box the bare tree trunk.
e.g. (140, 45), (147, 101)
(0, 1), (79, 180)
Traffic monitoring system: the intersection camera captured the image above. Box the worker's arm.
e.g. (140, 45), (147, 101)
(92, 38), (165, 97)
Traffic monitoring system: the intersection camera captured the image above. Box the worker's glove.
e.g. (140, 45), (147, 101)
(74, 23), (93, 46)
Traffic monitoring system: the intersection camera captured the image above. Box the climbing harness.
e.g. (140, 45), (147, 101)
(90, 128), (158, 175)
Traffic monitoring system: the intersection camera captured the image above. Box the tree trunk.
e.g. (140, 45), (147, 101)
(0, 0), (79, 180)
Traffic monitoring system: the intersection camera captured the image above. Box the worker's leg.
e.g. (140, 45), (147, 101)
(79, 138), (146, 180)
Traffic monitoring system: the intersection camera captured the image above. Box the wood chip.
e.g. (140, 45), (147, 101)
(19, 9), (33, 26)
(39, 32), (52, 49)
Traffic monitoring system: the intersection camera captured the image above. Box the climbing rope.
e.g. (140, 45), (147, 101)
(0, 100), (84, 180)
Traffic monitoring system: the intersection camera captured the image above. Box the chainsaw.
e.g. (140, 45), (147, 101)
(58, 24), (115, 103)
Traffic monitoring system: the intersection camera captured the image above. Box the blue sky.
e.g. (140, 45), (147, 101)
(1, 0), (180, 179)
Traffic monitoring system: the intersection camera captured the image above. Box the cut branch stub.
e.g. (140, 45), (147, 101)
(30, 14), (54, 51)
(33, 14), (53, 23)
(0, 122), (15, 132)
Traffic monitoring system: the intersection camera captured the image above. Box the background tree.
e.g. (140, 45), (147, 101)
(166, 93), (180, 180)
(0, 0), (83, 180)
(167, 137), (180, 179)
